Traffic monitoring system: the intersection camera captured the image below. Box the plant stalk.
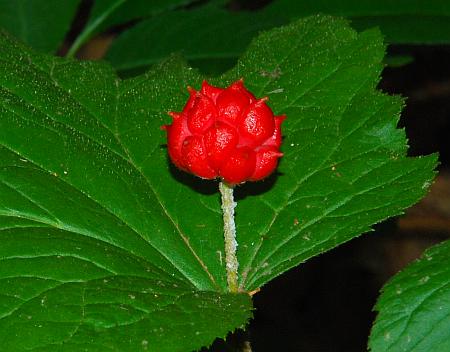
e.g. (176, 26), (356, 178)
(219, 181), (239, 292)
(66, 0), (126, 58)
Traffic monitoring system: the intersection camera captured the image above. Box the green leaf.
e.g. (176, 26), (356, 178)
(0, 0), (81, 52)
(106, 0), (450, 73)
(267, 0), (450, 44)
(218, 15), (437, 290)
(108, 13), (437, 292)
(369, 240), (450, 352)
(89, 0), (196, 32)
(105, 2), (285, 71)
(0, 14), (437, 350)
(0, 273), (250, 351)
(0, 31), (251, 350)
(67, 0), (196, 57)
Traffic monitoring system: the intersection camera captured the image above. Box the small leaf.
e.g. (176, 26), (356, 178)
(369, 239), (450, 352)
(0, 0), (81, 52)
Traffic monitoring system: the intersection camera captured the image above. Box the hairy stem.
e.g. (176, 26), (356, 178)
(219, 181), (239, 292)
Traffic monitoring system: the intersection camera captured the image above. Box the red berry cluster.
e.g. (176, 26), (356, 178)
(163, 80), (285, 185)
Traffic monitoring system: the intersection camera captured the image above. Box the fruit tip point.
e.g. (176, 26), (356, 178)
(231, 78), (245, 88)
(168, 111), (180, 119)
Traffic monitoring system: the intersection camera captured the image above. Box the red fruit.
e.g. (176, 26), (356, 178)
(181, 135), (216, 179)
(238, 98), (275, 147)
(251, 146), (283, 181)
(204, 122), (239, 170)
(163, 80), (285, 185)
(219, 147), (256, 185)
(216, 82), (253, 125)
(187, 94), (216, 134)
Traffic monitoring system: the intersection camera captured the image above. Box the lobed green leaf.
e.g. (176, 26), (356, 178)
(0, 15), (437, 350)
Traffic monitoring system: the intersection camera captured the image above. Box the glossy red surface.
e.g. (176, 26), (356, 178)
(163, 80), (285, 184)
